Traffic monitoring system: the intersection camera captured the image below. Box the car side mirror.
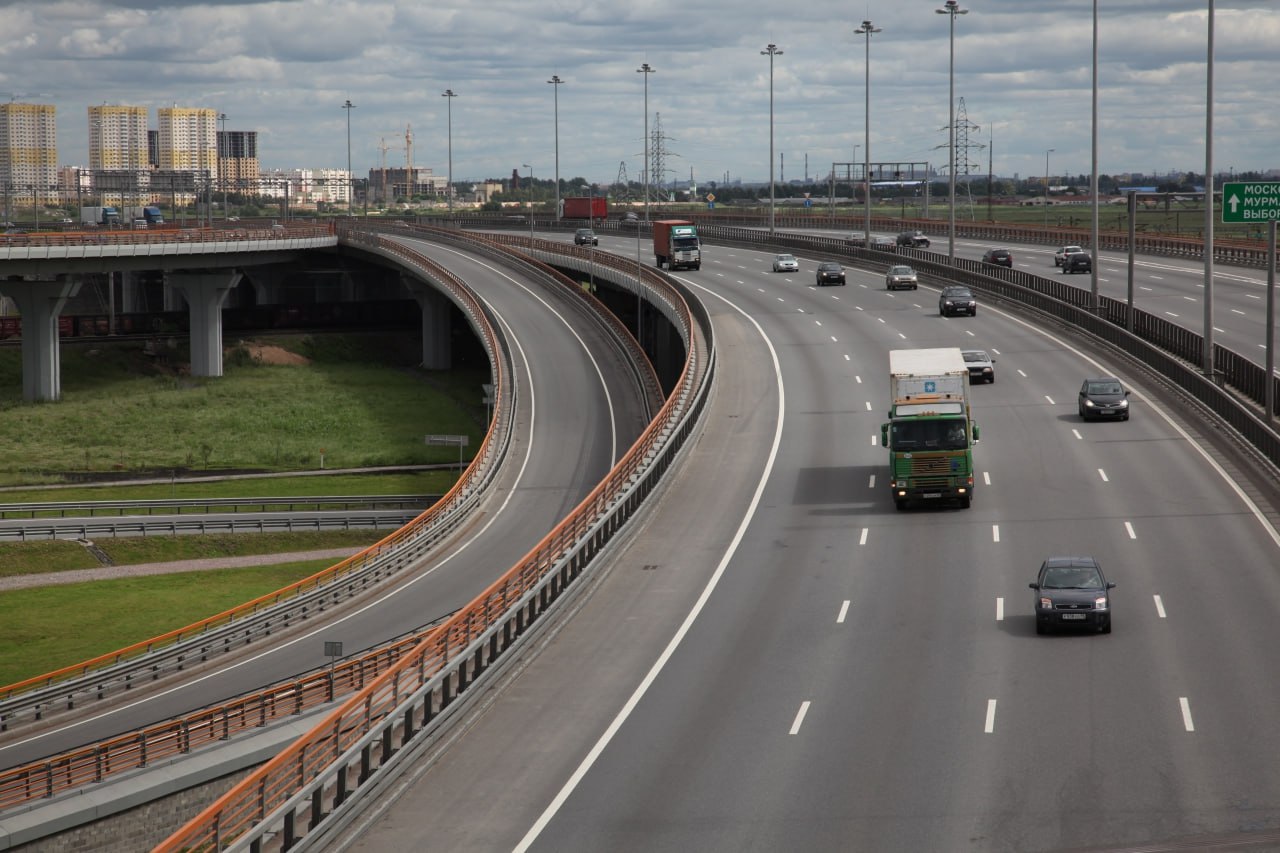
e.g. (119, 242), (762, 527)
(1028, 582), (1039, 590)
(1124, 391), (1131, 397)
(1107, 582), (1116, 589)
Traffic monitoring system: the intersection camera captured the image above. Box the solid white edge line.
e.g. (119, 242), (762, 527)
(790, 701), (812, 735)
(1180, 697), (1195, 731)
(996, 597), (1004, 621)
(992, 525), (1000, 543)
(514, 277), (787, 852)
(837, 601), (850, 623)
(1154, 594), (1167, 618)
(984, 699), (997, 733)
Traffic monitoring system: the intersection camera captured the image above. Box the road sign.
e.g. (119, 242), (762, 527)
(1222, 182), (1280, 222)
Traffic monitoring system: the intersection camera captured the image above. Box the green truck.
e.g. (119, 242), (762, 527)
(881, 348), (979, 509)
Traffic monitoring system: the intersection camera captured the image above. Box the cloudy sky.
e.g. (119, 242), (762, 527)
(2, 1), (1275, 187)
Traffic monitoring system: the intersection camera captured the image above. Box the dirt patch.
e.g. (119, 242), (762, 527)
(228, 341), (311, 366)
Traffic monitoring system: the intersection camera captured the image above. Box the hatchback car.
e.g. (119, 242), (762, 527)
(1078, 377), (1130, 420)
(885, 265), (918, 291)
(939, 285), (977, 316)
(1062, 251), (1092, 274)
(772, 253), (800, 273)
(574, 228), (598, 246)
(981, 248), (1013, 267)
(961, 349), (995, 383)
(870, 235), (897, 252)
(815, 261), (846, 286)
(1030, 556), (1115, 634)
(897, 230), (931, 248)
(1054, 245), (1084, 267)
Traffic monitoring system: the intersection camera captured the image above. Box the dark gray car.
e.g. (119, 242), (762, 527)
(1031, 556), (1115, 634)
(1078, 377), (1130, 420)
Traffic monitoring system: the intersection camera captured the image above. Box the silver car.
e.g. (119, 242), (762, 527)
(885, 265), (918, 291)
(961, 349), (995, 383)
(772, 253), (799, 273)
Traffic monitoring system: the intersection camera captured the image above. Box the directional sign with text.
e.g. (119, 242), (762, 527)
(1223, 182), (1280, 222)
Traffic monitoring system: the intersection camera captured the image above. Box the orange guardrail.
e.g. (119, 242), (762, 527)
(0, 223), (335, 248)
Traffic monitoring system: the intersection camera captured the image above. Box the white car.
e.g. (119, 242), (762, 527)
(1054, 245), (1084, 267)
(772, 253), (799, 273)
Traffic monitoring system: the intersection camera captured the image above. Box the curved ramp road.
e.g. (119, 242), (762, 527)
(0, 237), (650, 769)
(345, 240), (1280, 852)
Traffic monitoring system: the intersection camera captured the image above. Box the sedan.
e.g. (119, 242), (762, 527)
(1054, 245), (1084, 266)
(1031, 556), (1115, 634)
(961, 349), (995, 383)
(939, 285), (977, 316)
(1078, 377), (1130, 420)
(574, 228), (598, 246)
(772, 253), (799, 273)
(815, 261), (846, 286)
(885, 265), (918, 291)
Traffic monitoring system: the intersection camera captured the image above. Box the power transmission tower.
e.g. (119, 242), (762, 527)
(649, 112), (678, 202)
(954, 98), (985, 220)
(613, 161), (631, 200)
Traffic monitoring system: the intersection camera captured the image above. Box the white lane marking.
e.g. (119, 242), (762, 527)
(1231, 309), (1246, 315)
(1180, 697), (1195, 732)
(865, 401), (873, 411)
(859, 528), (869, 546)
(856, 375), (863, 383)
(777, 297), (785, 303)
(996, 597), (1004, 621)
(869, 474), (876, 488)
(877, 317), (886, 323)
(837, 600), (851, 623)
(796, 308), (805, 313)
(872, 434), (878, 446)
(1246, 293), (1261, 300)
(1183, 295), (1197, 302)
(1139, 285), (1153, 291)
(984, 699), (997, 733)
(790, 701), (812, 735)
(1125, 521), (1136, 539)
(898, 332), (907, 339)
(1045, 395), (1056, 405)
(1098, 468), (1109, 482)
(965, 329), (975, 337)
(983, 471), (991, 486)
(1154, 595), (1167, 618)
(991, 348), (1001, 355)
(831, 336), (839, 342)
(1150, 275), (1165, 280)
(1165, 311), (1180, 318)
(815, 320), (823, 326)
(844, 354), (851, 361)
(515, 274), (789, 852)
(1072, 428), (1083, 440)
(992, 525), (1000, 543)
(1017, 369), (1027, 377)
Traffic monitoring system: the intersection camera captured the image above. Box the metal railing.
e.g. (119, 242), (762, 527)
(0, 495), (435, 519)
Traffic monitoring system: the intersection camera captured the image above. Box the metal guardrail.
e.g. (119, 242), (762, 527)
(0, 510), (421, 543)
(0, 495), (436, 519)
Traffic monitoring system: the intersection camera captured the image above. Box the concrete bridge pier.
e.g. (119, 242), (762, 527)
(167, 270), (242, 377)
(1, 276), (82, 401)
(405, 279), (452, 370)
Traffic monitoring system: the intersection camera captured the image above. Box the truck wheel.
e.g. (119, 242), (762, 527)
(960, 495), (972, 509)
(894, 499), (907, 511)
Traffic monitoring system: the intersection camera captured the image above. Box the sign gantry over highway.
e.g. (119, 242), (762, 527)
(1222, 182), (1280, 222)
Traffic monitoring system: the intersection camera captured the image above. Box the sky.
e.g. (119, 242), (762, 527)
(2, 1), (1276, 189)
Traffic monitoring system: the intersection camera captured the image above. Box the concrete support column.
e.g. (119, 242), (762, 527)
(167, 270), (242, 377)
(404, 279), (452, 370)
(0, 277), (81, 402)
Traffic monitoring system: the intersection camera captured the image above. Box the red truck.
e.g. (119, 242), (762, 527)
(562, 197), (607, 219)
(652, 219), (702, 270)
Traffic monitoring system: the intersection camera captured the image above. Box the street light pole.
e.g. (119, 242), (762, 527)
(548, 75), (562, 219)
(936, 1), (967, 260)
(523, 163), (533, 242)
(1044, 148), (1055, 228)
(218, 112), (228, 221)
(341, 99), (356, 216)
(1203, 0), (1216, 377)
(441, 90), (456, 213)
(637, 63), (655, 221)
(855, 21), (880, 252)
(761, 44), (782, 236)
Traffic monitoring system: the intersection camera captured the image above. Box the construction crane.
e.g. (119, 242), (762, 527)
(377, 137), (391, 204)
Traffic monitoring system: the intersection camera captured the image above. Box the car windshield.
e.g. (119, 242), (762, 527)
(1042, 566), (1103, 589)
(820, 263), (840, 271)
(963, 352), (987, 363)
(946, 288), (972, 298)
(777, 254), (795, 262)
(889, 266), (912, 275)
(1088, 382), (1123, 395)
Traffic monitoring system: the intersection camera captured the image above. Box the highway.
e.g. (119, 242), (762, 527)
(0, 234), (653, 769)
(343, 235), (1280, 852)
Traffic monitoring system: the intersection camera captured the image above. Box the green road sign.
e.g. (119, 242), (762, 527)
(1222, 182), (1280, 223)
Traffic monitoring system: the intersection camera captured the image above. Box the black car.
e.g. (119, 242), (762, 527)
(896, 230), (930, 248)
(939, 285), (977, 316)
(574, 228), (598, 246)
(1030, 556), (1115, 634)
(981, 248), (1013, 267)
(961, 349), (995, 383)
(815, 261), (846, 286)
(1078, 377), (1130, 420)
(1062, 251), (1092, 274)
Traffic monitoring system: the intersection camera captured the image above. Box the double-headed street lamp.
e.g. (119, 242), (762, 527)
(761, 44), (782, 236)
(548, 75), (563, 218)
(637, 63), (655, 221)
(218, 112), (228, 221)
(441, 90), (457, 213)
(523, 163), (534, 241)
(1044, 147), (1055, 227)
(341, 99), (356, 215)
(936, 0), (968, 260)
(855, 21), (880, 251)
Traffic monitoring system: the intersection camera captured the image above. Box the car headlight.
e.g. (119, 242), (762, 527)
(1117, 399), (1128, 408)
(1084, 399), (1097, 408)
(1094, 596), (1109, 610)
(1039, 597), (1053, 610)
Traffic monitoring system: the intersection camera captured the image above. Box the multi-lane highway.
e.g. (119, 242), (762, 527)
(344, 234), (1280, 851)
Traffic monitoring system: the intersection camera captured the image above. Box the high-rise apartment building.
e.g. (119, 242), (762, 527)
(0, 102), (58, 213)
(218, 129), (260, 193)
(88, 105), (149, 204)
(157, 107), (217, 174)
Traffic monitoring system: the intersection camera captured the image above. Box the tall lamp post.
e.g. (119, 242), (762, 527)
(218, 112), (228, 221)
(936, 0), (967, 260)
(523, 163), (534, 242)
(548, 75), (562, 218)
(1203, 0), (1216, 377)
(441, 89), (457, 213)
(761, 44), (782, 236)
(855, 22), (880, 250)
(1044, 148), (1055, 228)
(637, 63), (655, 221)
(341, 99), (356, 215)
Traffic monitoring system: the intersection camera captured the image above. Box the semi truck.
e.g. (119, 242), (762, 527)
(79, 206), (121, 227)
(561, 197), (606, 220)
(652, 219), (701, 270)
(124, 206), (165, 226)
(881, 348), (979, 509)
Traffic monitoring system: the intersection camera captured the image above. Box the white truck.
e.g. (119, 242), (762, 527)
(881, 348), (979, 509)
